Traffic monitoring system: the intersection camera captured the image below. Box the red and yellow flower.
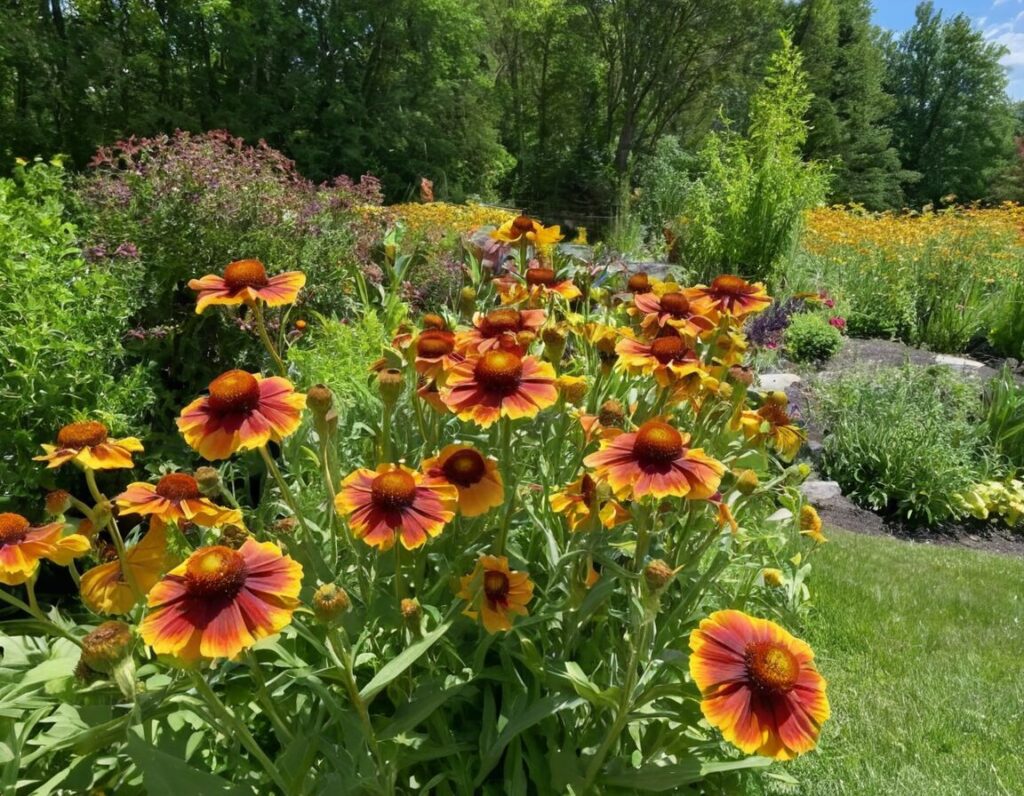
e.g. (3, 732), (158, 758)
(684, 275), (771, 319)
(140, 539), (302, 663)
(457, 555), (534, 633)
(80, 520), (169, 615)
(116, 473), (243, 528)
(630, 290), (716, 340)
(550, 473), (629, 532)
(336, 463), (457, 551)
(615, 331), (706, 388)
(421, 445), (504, 517)
(413, 330), (462, 380)
(583, 419), (724, 501)
(495, 265), (581, 305)
(736, 401), (805, 461)
(35, 421), (143, 470)
(490, 215), (563, 247)
(177, 370), (306, 460)
(441, 349), (558, 428)
(456, 308), (546, 354)
(689, 610), (829, 760)
(188, 259), (306, 314)
(0, 513), (90, 586)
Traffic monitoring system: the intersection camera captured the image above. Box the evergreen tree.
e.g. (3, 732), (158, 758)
(792, 0), (908, 208)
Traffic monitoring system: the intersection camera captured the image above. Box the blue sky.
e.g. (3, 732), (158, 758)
(873, 1), (1024, 97)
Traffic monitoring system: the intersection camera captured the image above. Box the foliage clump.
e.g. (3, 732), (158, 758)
(785, 312), (843, 363)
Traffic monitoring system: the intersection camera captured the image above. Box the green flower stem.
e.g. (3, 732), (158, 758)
(492, 417), (516, 556)
(84, 469), (143, 601)
(326, 627), (393, 795)
(252, 302), (288, 377)
(394, 544), (405, 603)
(189, 670), (292, 794)
(244, 651), (294, 745)
(0, 587), (82, 647)
(379, 403), (393, 464)
(316, 430), (347, 571)
(258, 445), (326, 579)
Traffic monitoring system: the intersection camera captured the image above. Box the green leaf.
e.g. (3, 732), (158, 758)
(601, 756), (775, 791)
(359, 620), (452, 703)
(563, 662), (620, 710)
(127, 733), (248, 794)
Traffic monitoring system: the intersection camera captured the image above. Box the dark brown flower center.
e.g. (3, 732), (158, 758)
(208, 370), (261, 413)
(711, 274), (749, 297)
(649, 335), (690, 364)
(598, 399), (625, 428)
(422, 313), (447, 330)
(526, 267), (556, 286)
(580, 474), (597, 505)
(0, 513), (30, 545)
(371, 470), (418, 511)
(627, 272), (650, 293)
(442, 448), (487, 487)
(474, 350), (524, 396)
(633, 420), (684, 466)
(483, 570), (510, 604)
(511, 214), (535, 234)
(184, 546), (248, 598)
(416, 330), (456, 358)
(759, 403), (791, 427)
(660, 292), (691, 317)
(156, 473), (202, 501)
(223, 259), (270, 290)
(480, 309), (522, 338)
(57, 420), (108, 449)
(745, 641), (799, 693)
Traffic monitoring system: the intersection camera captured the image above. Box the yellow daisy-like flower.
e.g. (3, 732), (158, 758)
(490, 215), (563, 247)
(549, 474), (629, 532)
(0, 513), (90, 586)
(421, 445), (504, 518)
(457, 555), (534, 633)
(799, 505), (827, 544)
(35, 421), (143, 471)
(80, 520), (170, 615)
(115, 473), (242, 528)
(736, 403), (805, 462)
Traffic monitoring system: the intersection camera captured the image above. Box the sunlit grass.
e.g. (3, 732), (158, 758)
(775, 528), (1024, 795)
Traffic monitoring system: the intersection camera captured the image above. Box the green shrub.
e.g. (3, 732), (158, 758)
(814, 365), (993, 525)
(0, 159), (152, 507)
(784, 312), (843, 363)
(982, 366), (1024, 471)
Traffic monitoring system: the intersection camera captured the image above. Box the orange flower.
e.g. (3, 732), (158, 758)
(684, 275), (771, 319)
(490, 215), (563, 247)
(736, 403), (805, 461)
(456, 308), (546, 354)
(35, 421), (143, 470)
(413, 330), (463, 380)
(615, 331), (705, 388)
(336, 464), (457, 551)
(80, 520), (168, 615)
(550, 473), (630, 532)
(583, 420), (724, 501)
(457, 555), (534, 633)
(422, 445), (504, 517)
(177, 370), (306, 460)
(495, 266), (581, 305)
(140, 539), (302, 663)
(188, 259), (306, 314)
(689, 610), (829, 760)
(630, 291), (716, 340)
(417, 377), (448, 413)
(115, 473), (242, 528)
(0, 513), (90, 586)
(441, 350), (557, 428)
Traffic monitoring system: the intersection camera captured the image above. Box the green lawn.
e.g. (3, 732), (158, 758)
(777, 528), (1024, 796)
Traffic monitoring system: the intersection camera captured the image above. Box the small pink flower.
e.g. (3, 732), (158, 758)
(829, 316), (846, 330)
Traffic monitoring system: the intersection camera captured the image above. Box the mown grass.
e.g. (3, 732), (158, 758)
(772, 528), (1024, 795)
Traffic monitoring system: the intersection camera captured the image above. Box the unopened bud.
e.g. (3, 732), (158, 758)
(377, 368), (404, 407)
(762, 568), (785, 588)
(195, 466), (222, 496)
(307, 384), (334, 418)
(422, 313), (447, 331)
(313, 583), (351, 624)
(644, 559), (676, 591)
(516, 330), (537, 347)
(627, 272), (650, 293)
(459, 287), (477, 316)
(217, 525), (249, 550)
(80, 621), (133, 674)
(45, 489), (72, 516)
(272, 517), (299, 536)
(598, 399), (625, 428)
(717, 382), (733, 399)
(734, 469), (759, 495)
(400, 597), (422, 625)
(728, 365), (754, 386)
(556, 375), (588, 405)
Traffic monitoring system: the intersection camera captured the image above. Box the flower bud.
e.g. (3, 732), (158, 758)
(422, 313), (447, 331)
(717, 382), (734, 399)
(734, 469), (760, 495)
(627, 272), (650, 293)
(80, 621), (133, 674)
(307, 384), (334, 417)
(377, 368), (404, 407)
(195, 466), (222, 496)
(313, 583), (351, 624)
(728, 365), (754, 386)
(516, 330), (537, 347)
(598, 399), (625, 428)
(400, 597), (422, 625)
(294, 319), (307, 332)
(556, 375), (588, 405)
(459, 286), (477, 316)
(217, 525), (249, 550)
(762, 568), (785, 588)
(45, 489), (71, 516)
(644, 559), (676, 592)
(542, 324), (568, 364)
(272, 517), (299, 536)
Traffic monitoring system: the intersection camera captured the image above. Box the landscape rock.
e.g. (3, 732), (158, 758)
(934, 354), (985, 371)
(757, 372), (802, 392)
(800, 479), (843, 505)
